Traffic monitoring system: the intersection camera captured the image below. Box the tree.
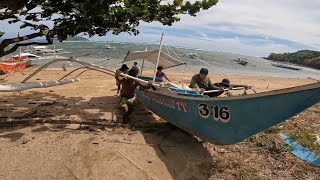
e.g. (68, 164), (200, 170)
(0, 0), (218, 57)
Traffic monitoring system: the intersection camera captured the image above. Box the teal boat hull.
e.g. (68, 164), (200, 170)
(135, 82), (320, 145)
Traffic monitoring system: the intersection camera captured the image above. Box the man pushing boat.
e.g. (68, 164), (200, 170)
(116, 69), (154, 123)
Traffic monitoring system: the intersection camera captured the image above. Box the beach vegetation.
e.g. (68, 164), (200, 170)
(265, 50), (320, 70)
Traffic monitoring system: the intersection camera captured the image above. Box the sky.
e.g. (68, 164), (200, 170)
(1, 0), (320, 56)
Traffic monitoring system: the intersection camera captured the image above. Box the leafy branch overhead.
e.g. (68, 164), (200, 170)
(0, 0), (218, 40)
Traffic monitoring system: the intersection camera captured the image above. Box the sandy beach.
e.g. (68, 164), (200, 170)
(0, 68), (319, 179)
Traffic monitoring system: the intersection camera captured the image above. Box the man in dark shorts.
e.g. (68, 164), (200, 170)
(116, 69), (153, 123)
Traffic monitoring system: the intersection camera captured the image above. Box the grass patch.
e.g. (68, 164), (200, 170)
(211, 156), (261, 180)
(290, 129), (320, 155)
(265, 124), (283, 134)
(247, 133), (293, 153)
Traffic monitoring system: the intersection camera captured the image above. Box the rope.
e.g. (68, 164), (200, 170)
(174, 47), (228, 75)
(163, 41), (171, 56)
(165, 44), (183, 62)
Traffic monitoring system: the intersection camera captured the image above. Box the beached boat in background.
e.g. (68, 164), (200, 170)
(272, 62), (302, 70)
(24, 45), (69, 55)
(0, 56), (29, 74)
(14, 53), (41, 60)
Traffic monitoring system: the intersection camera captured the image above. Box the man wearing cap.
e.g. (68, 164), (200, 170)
(189, 68), (226, 97)
(115, 64), (129, 94)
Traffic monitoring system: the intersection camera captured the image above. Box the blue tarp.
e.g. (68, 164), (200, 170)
(279, 133), (320, 167)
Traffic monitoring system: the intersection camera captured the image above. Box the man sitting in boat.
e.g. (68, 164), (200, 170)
(117, 69), (153, 123)
(130, 62), (141, 77)
(189, 68), (224, 97)
(115, 64), (129, 94)
(156, 66), (171, 82)
(212, 78), (232, 97)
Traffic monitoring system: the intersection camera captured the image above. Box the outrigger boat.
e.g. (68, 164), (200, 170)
(134, 83), (320, 145)
(24, 45), (69, 56)
(271, 62), (302, 71)
(0, 34), (319, 145)
(122, 33), (320, 145)
(0, 56), (30, 75)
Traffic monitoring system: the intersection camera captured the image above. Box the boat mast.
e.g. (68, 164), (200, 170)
(140, 47), (147, 76)
(18, 32), (21, 58)
(153, 32), (164, 81)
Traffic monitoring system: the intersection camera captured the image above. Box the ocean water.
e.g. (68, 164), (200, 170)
(26, 41), (320, 80)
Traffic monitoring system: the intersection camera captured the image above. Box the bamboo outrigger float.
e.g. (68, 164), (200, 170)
(0, 58), (115, 92)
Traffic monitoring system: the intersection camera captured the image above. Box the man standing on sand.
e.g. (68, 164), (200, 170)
(116, 69), (153, 123)
(189, 68), (225, 97)
(131, 62), (141, 77)
(115, 64), (129, 94)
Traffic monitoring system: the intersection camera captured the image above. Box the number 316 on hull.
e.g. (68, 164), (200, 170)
(198, 103), (231, 123)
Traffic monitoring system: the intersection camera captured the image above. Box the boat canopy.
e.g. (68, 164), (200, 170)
(122, 50), (185, 69)
(13, 53), (41, 58)
(32, 46), (48, 49)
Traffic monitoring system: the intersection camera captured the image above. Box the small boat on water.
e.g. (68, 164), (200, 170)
(188, 53), (198, 58)
(0, 56), (30, 74)
(271, 62), (302, 71)
(233, 58), (248, 66)
(24, 45), (68, 55)
(105, 44), (116, 50)
(238, 60), (248, 66)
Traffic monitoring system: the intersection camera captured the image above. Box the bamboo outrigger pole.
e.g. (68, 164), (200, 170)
(152, 32), (164, 82)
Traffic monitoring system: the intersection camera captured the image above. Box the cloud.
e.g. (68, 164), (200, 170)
(94, 0), (320, 56)
(93, 31), (298, 56)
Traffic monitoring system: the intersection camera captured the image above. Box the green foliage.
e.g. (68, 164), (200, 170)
(265, 50), (320, 69)
(265, 124), (283, 134)
(0, 0), (219, 42)
(290, 130), (320, 155)
(247, 133), (293, 154)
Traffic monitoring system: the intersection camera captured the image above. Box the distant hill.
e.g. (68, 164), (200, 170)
(55, 36), (89, 42)
(264, 50), (320, 70)
(63, 36), (89, 42)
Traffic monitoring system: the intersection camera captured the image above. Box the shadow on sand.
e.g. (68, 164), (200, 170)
(0, 91), (214, 179)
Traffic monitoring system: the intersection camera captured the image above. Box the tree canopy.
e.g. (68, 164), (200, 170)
(0, 0), (218, 57)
